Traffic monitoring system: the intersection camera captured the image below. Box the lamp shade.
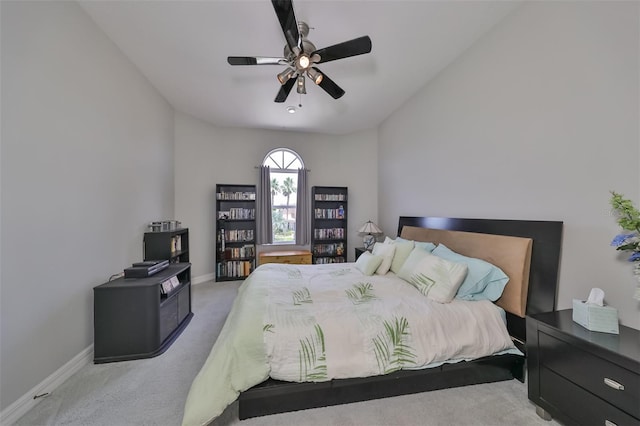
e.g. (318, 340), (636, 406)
(359, 221), (382, 251)
(296, 75), (306, 94)
(277, 67), (295, 85)
(358, 221), (382, 235)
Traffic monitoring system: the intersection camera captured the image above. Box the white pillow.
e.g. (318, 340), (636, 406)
(355, 251), (384, 276)
(371, 242), (396, 275)
(384, 236), (415, 274)
(398, 248), (468, 303)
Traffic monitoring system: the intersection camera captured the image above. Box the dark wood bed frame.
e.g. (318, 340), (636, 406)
(238, 216), (563, 420)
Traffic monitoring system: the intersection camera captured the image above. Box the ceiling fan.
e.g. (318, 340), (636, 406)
(227, 0), (372, 103)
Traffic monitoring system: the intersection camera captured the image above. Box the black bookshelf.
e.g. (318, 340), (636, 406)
(216, 184), (256, 281)
(311, 186), (348, 264)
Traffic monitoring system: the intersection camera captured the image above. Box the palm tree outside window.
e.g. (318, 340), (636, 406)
(263, 148), (304, 243)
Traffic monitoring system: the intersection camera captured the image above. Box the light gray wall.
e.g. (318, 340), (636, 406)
(1, 1), (174, 410)
(174, 111), (378, 279)
(379, 1), (640, 328)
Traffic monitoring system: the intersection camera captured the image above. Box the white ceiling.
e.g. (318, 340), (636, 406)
(79, 0), (521, 135)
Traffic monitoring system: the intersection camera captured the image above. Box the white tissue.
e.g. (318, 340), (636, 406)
(586, 287), (605, 306)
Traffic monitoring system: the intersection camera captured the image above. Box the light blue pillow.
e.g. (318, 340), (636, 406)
(414, 241), (437, 252)
(396, 236), (436, 253)
(431, 244), (509, 301)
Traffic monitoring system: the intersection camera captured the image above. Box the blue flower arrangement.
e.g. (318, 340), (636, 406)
(610, 191), (640, 300)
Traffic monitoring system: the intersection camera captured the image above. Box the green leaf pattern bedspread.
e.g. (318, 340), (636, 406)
(182, 263), (517, 426)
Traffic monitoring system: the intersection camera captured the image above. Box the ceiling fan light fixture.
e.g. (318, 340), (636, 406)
(296, 75), (306, 94)
(307, 68), (323, 85)
(296, 54), (311, 70)
(286, 106), (296, 114)
(227, 1), (373, 103)
(277, 67), (295, 85)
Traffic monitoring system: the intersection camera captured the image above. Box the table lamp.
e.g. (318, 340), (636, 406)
(358, 220), (383, 251)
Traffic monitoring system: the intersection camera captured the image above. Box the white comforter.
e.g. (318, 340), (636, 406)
(182, 263), (518, 426)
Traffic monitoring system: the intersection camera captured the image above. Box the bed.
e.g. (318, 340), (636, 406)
(182, 216), (563, 426)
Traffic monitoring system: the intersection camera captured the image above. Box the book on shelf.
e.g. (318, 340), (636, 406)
(314, 193), (346, 201)
(160, 279), (173, 295)
(160, 276), (181, 295)
(216, 191), (256, 200)
(314, 207), (345, 219)
(169, 235), (182, 253)
(216, 260), (253, 278)
(312, 242), (344, 256)
(314, 257), (346, 264)
(218, 209), (255, 220)
(170, 276), (180, 289)
(224, 244), (255, 260)
(313, 228), (345, 240)
(224, 229), (254, 242)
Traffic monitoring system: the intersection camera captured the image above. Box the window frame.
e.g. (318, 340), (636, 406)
(263, 148), (304, 245)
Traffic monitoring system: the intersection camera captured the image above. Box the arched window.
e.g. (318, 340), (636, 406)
(263, 148), (304, 243)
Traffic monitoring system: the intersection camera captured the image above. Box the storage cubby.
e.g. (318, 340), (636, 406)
(143, 228), (189, 263)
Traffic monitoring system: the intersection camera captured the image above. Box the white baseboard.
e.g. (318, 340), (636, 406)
(192, 272), (215, 285)
(1, 345), (93, 425)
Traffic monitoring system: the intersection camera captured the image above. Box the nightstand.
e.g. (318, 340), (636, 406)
(355, 247), (366, 260)
(527, 309), (639, 425)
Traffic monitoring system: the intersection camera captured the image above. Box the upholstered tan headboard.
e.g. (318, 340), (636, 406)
(400, 226), (533, 318)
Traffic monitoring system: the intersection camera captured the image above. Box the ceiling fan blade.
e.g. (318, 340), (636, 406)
(271, 0), (300, 52)
(312, 36), (372, 64)
(313, 67), (345, 99)
(227, 56), (288, 66)
(274, 78), (296, 103)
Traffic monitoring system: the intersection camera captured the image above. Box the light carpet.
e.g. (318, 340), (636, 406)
(15, 280), (558, 426)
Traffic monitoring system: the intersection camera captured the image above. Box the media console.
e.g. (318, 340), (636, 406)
(93, 263), (192, 363)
